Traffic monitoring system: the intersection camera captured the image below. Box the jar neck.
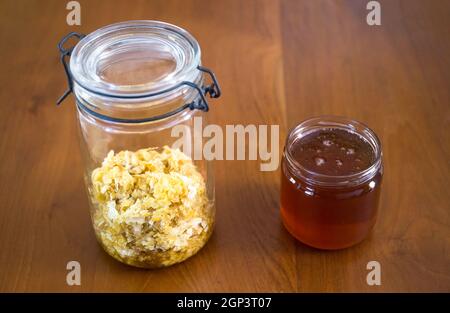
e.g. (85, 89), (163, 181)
(73, 72), (203, 124)
(283, 116), (382, 188)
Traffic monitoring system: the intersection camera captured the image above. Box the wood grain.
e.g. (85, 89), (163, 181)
(0, 0), (448, 292)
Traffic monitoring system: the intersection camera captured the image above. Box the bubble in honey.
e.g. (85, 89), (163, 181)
(315, 157), (326, 166)
(291, 128), (375, 176)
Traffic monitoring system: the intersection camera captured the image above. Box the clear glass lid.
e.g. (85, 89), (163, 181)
(70, 20), (201, 98)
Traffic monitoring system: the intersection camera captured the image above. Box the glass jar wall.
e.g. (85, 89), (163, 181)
(60, 21), (220, 268)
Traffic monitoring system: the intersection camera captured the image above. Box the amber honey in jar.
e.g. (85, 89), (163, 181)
(280, 116), (383, 249)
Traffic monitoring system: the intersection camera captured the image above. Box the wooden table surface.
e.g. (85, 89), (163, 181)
(0, 0), (449, 292)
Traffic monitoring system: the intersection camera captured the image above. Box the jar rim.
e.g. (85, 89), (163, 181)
(283, 116), (383, 187)
(70, 20), (201, 98)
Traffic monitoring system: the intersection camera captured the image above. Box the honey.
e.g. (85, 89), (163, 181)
(280, 117), (383, 250)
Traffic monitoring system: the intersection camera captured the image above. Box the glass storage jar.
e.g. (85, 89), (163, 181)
(57, 21), (221, 268)
(280, 116), (383, 250)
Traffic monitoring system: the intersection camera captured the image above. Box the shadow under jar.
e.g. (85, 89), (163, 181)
(280, 116), (383, 250)
(57, 21), (221, 268)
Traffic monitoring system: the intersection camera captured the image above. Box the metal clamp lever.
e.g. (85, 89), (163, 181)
(57, 32), (86, 105)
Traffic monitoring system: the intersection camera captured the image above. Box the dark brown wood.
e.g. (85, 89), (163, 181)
(0, 0), (448, 292)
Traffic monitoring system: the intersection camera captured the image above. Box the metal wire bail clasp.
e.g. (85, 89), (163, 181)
(57, 32), (85, 105)
(198, 65), (221, 99)
(185, 66), (222, 112)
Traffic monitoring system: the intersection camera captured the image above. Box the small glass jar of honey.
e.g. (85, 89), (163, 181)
(280, 116), (383, 249)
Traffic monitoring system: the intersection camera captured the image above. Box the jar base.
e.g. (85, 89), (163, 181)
(95, 226), (214, 269)
(281, 207), (374, 250)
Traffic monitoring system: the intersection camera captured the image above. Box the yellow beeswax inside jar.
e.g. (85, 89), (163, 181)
(90, 146), (213, 268)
